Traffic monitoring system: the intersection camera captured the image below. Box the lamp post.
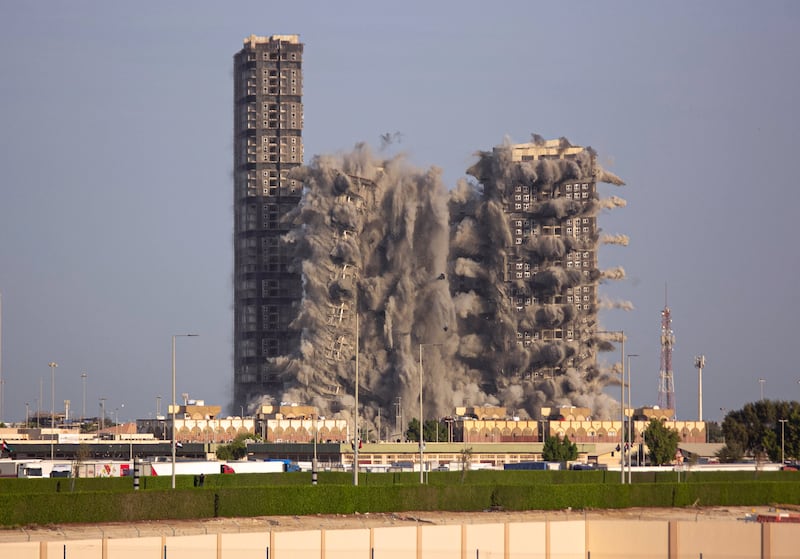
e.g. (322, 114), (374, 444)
(419, 344), (424, 484)
(99, 398), (106, 431)
(626, 353), (639, 484)
(80, 371), (87, 424)
(353, 291), (360, 487)
(418, 343), (441, 484)
(48, 362), (57, 460)
(172, 334), (198, 489)
(599, 330), (624, 483)
(312, 411), (318, 486)
(759, 378), (766, 401)
(694, 356), (705, 421)
(720, 407), (728, 444)
(779, 419), (788, 465)
(0, 292), (3, 425)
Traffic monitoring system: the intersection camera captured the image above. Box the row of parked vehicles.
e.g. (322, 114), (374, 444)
(0, 458), (302, 478)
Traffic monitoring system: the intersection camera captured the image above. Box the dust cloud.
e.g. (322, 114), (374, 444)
(254, 138), (628, 436)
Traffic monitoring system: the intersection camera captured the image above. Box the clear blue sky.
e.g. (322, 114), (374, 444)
(1, 1), (798, 424)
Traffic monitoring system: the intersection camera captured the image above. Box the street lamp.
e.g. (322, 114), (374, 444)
(48, 361), (57, 460)
(81, 371), (87, 424)
(599, 330), (624, 483)
(419, 343), (441, 484)
(172, 334), (198, 489)
(353, 291), (360, 487)
(779, 419), (788, 465)
(694, 356), (705, 421)
(720, 408), (728, 444)
(626, 353), (639, 484)
(99, 397), (106, 431)
(312, 411), (319, 486)
(419, 344), (424, 484)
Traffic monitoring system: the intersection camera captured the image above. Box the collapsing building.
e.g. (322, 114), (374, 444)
(273, 145), (458, 439)
(230, 34), (632, 432)
(449, 138), (628, 420)
(246, 138), (628, 434)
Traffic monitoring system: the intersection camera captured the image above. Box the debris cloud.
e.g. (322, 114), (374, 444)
(254, 138), (629, 431)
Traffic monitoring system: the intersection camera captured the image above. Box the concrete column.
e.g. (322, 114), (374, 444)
(668, 520), (677, 559)
(545, 519), (550, 559)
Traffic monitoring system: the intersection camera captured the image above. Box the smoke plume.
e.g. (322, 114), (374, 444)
(256, 138), (628, 434)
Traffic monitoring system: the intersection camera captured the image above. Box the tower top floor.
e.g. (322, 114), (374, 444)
(507, 139), (587, 161)
(242, 34), (301, 48)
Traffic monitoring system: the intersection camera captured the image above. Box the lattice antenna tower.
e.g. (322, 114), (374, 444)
(658, 286), (676, 417)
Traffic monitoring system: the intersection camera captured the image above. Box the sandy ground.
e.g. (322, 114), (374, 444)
(0, 505), (781, 543)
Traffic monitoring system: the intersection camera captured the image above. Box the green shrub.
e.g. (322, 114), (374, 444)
(5, 470), (800, 527)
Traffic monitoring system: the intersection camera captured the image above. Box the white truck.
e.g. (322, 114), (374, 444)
(147, 459), (293, 476)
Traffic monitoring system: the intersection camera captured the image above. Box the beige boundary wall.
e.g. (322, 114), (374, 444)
(3, 519), (799, 558)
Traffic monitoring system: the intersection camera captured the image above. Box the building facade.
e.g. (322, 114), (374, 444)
(503, 141), (599, 362)
(449, 138), (616, 411)
(233, 35), (305, 411)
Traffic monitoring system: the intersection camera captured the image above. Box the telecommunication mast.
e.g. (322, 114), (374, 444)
(658, 290), (676, 417)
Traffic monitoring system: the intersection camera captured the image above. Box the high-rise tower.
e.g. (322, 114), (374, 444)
(449, 138), (626, 415)
(233, 35), (304, 411)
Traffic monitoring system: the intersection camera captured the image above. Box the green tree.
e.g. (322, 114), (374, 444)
(643, 419), (680, 466)
(541, 435), (578, 463)
(722, 400), (800, 461)
(706, 421), (724, 443)
(716, 440), (745, 463)
(459, 446), (473, 482)
(216, 432), (260, 461)
(405, 419), (448, 443)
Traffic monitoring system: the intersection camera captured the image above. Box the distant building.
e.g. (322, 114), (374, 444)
(543, 405), (706, 444)
(232, 35), (305, 412)
(256, 404), (349, 444)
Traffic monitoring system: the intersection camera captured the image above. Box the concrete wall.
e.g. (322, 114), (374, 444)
(6, 518), (800, 558)
(675, 520), (761, 558)
(586, 520), (668, 559)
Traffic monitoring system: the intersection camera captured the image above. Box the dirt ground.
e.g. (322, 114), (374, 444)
(0, 505), (781, 543)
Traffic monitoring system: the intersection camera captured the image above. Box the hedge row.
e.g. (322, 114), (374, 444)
(2, 468), (799, 496)
(2, 481), (800, 527)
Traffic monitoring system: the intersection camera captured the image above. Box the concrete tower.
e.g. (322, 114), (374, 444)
(233, 35), (304, 412)
(449, 138), (625, 413)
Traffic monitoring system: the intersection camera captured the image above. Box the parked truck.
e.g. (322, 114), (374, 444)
(224, 460), (288, 473)
(147, 459), (298, 476)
